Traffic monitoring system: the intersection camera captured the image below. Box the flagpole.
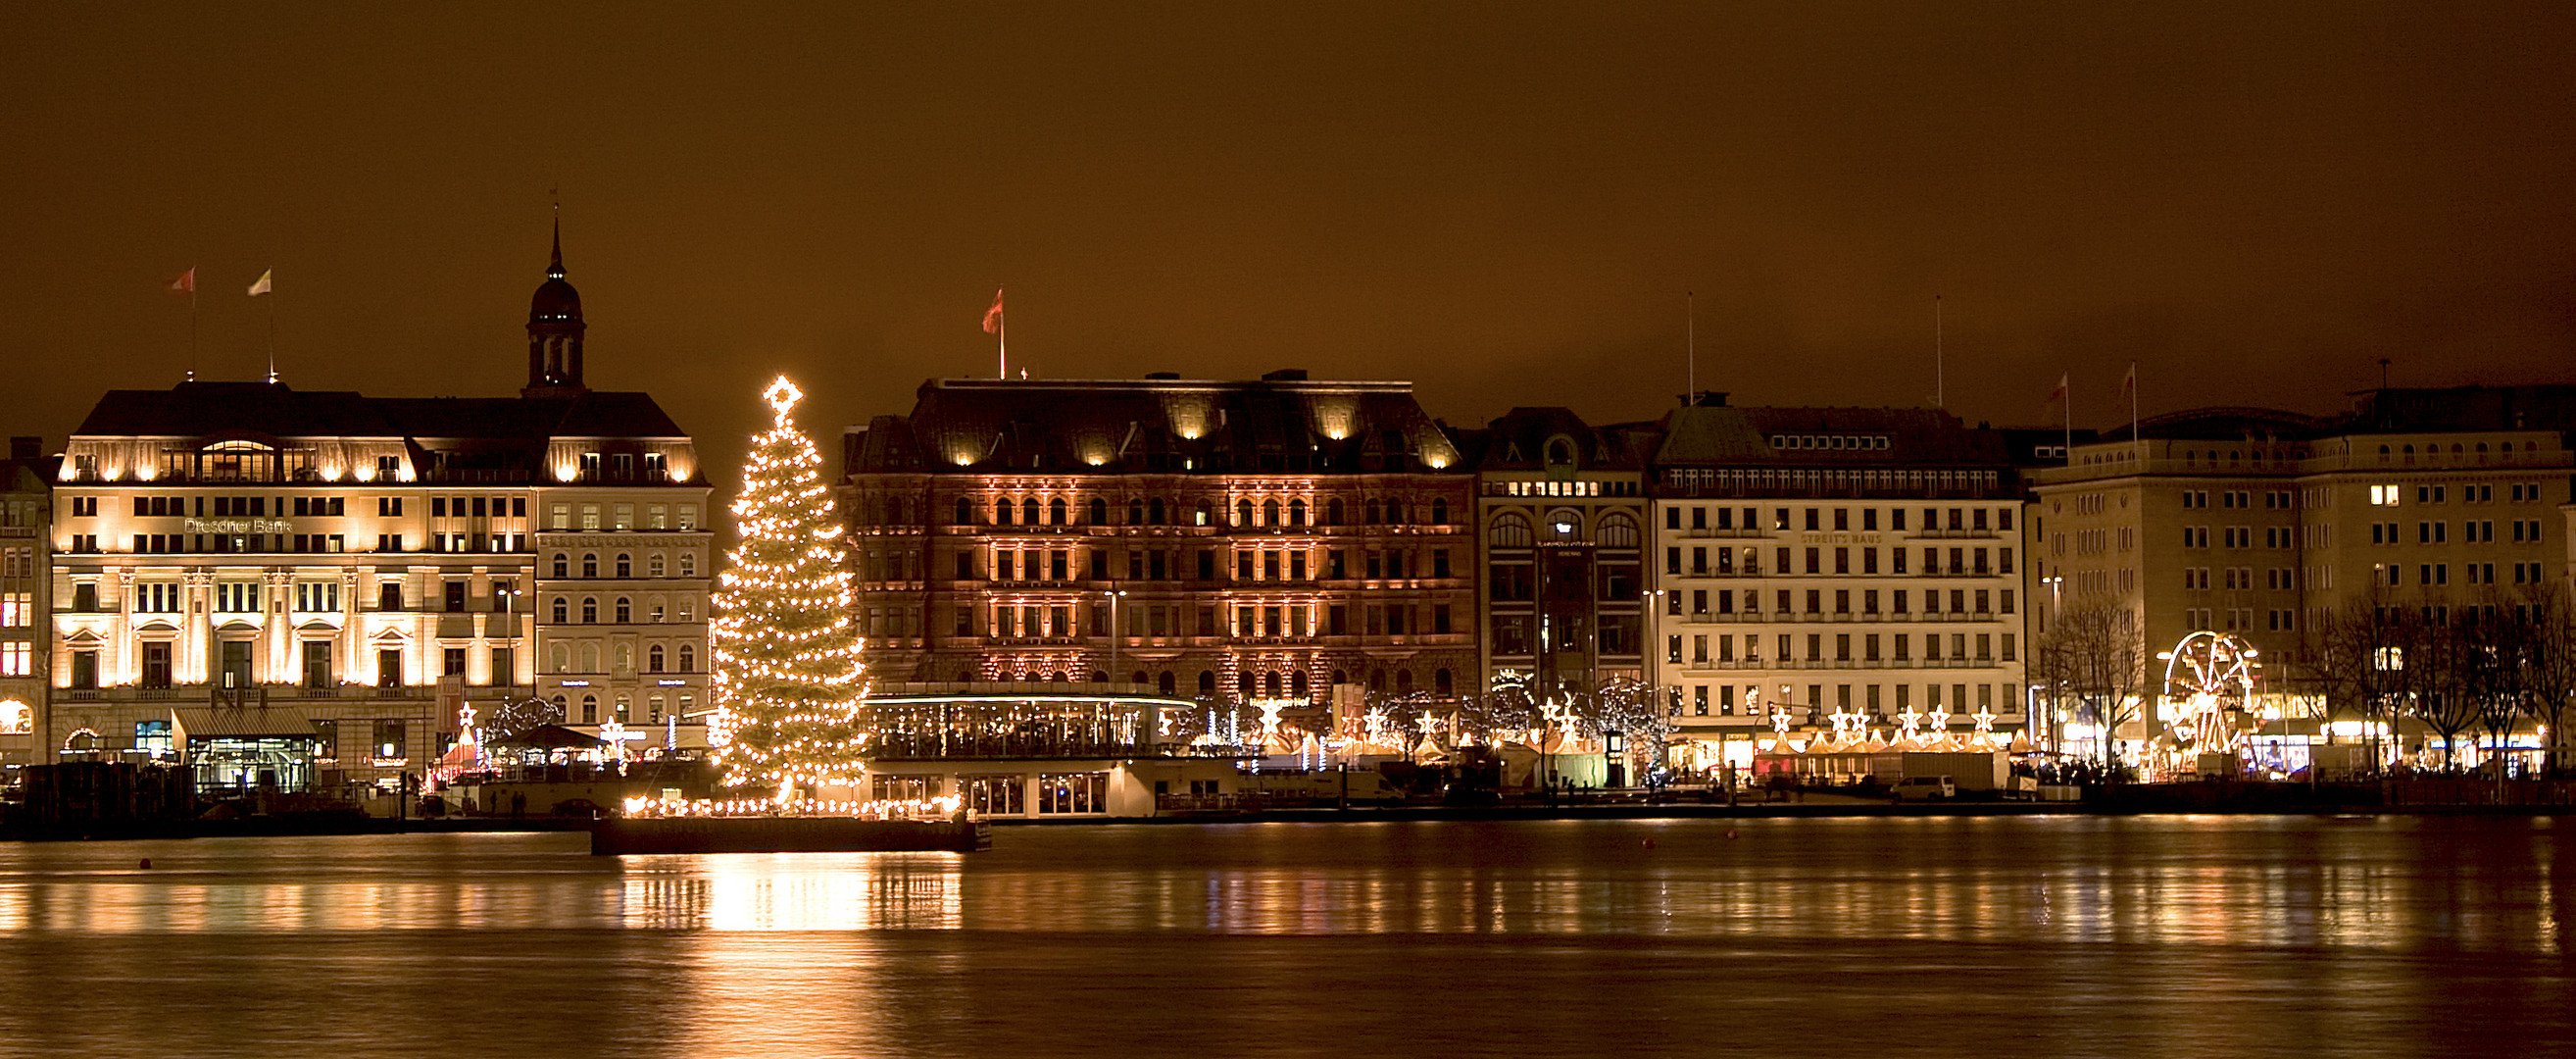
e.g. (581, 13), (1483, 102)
(2129, 361), (2141, 465)
(998, 286), (1008, 380)
(267, 283), (277, 383)
(1934, 296), (1945, 409)
(187, 280), (198, 382)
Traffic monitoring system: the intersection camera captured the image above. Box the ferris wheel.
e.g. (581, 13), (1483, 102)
(2159, 630), (2260, 755)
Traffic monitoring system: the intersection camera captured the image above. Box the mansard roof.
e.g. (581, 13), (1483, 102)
(1652, 404), (2008, 467)
(74, 381), (686, 442)
(846, 375), (1464, 475)
(1461, 407), (1650, 472)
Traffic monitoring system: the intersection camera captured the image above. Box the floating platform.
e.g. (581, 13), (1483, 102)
(591, 815), (993, 855)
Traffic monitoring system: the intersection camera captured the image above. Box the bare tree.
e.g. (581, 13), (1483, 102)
(2300, 593), (2408, 776)
(2394, 605), (2480, 771)
(2515, 585), (2576, 777)
(2040, 603), (2148, 769)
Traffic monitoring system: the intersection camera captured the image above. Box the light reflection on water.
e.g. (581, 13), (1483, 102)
(0, 817), (2562, 1057)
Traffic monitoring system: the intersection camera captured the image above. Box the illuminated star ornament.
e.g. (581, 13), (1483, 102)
(708, 375), (870, 800)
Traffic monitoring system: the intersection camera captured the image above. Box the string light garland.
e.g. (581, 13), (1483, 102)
(708, 376), (870, 798)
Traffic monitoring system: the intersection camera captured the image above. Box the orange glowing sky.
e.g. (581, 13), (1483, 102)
(4, 3), (2571, 478)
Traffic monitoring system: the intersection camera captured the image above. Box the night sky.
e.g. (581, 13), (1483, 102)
(5, 4), (2571, 481)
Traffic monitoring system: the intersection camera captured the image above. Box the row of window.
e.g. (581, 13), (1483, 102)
(967, 545), (1453, 583)
(969, 601), (1455, 639)
(1664, 504), (2013, 533)
(961, 665), (1459, 701)
(1664, 586), (2015, 617)
(956, 495), (1453, 529)
(2368, 482), (2550, 507)
(1670, 631), (2017, 665)
(1672, 681), (2010, 716)
(1665, 545), (2015, 578)
(547, 550), (698, 580)
(2360, 520), (2547, 545)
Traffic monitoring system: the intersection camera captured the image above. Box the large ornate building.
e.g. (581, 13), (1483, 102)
(1642, 396), (2037, 770)
(43, 230), (713, 790)
(840, 371), (1479, 711)
(2031, 385), (2576, 760)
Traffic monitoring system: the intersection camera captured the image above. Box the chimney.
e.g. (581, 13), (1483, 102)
(9, 436), (36, 460)
(1261, 368), (1309, 382)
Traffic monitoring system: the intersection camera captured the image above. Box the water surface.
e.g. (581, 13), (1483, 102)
(0, 816), (2562, 1057)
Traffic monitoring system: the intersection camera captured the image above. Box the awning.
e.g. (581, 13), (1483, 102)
(174, 707), (319, 740)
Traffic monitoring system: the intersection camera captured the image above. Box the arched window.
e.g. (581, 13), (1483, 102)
(1435, 668), (1454, 696)
(1023, 498), (1041, 526)
(1198, 670), (1217, 696)
(677, 644), (695, 673)
(954, 497), (972, 526)
(996, 498), (1014, 525)
(1369, 668), (1387, 692)
(1289, 499), (1307, 526)
(1365, 499), (1383, 524)
(1431, 498), (1448, 525)
(1128, 499), (1145, 525)
(1396, 669), (1414, 695)
(1236, 500), (1255, 527)
(615, 597), (631, 624)
(1089, 497), (1109, 525)
(580, 644), (600, 673)
(1237, 672), (1255, 699)
(1597, 511), (1640, 549)
(1545, 437), (1575, 467)
(549, 643), (570, 673)
(677, 553), (694, 577)
(1292, 670), (1311, 698)
(550, 598), (568, 624)
(648, 645), (665, 673)
(1149, 498), (1166, 525)
(615, 553), (632, 579)
(1191, 502), (1209, 526)
(1263, 672), (1283, 697)
(1158, 671), (1176, 695)
(581, 553), (599, 579)
(1090, 670), (1109, 683)
(1331, 669), (1348, 686)
(1129, 670), (1148, 687)
(614, 644), (631, 674)
(1543, 509), (1583, 542)
(580, 694), (599, 725)
(550, 553), (568, 578)
(1326, 498), (1345, 526)
(648, 553), (666, 578)
(1489, 512), (1534, 548)
(1263, 500), (1280, 527)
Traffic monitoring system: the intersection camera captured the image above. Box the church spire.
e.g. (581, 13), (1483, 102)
(548, 204), (566, 279)
(524, 210), (587, 399)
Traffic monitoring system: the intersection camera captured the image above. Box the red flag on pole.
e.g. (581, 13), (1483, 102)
(2121, 362), (2137, 398)
(2049, 373), (2068, 402)
(169, 268), (195, 294)
(982, 288), (1005, 333)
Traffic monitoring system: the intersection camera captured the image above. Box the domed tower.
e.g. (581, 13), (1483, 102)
(524, 215), (587, 399)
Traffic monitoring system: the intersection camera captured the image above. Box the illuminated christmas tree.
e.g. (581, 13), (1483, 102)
(710, 377), (868, 798)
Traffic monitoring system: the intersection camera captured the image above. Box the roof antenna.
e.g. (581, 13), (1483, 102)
(1934, 296), (1945, 409)
(2378, 357), (2391, 389)
(1685, 291), (1696, 406)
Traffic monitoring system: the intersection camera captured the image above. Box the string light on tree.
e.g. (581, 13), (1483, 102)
(709, 376), (869, 800)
